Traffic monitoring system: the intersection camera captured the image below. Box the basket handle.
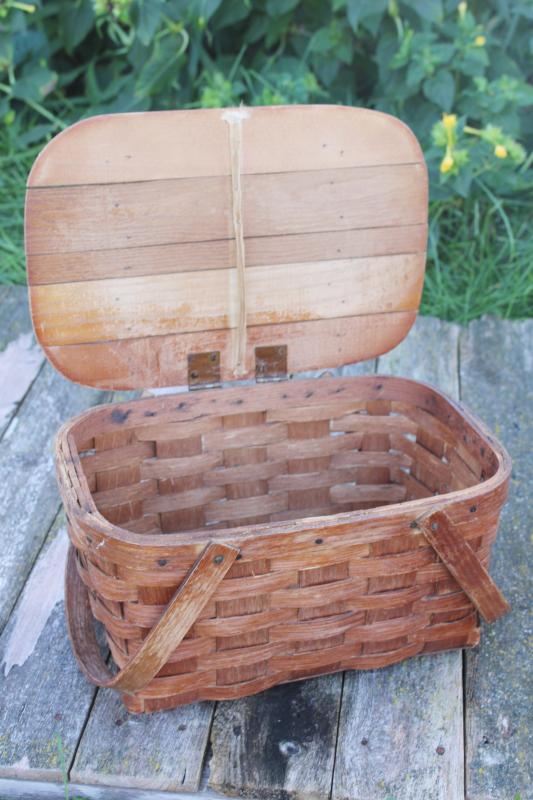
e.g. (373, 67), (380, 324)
(417, 509), (510, 623)
(65, 541), (239, 694)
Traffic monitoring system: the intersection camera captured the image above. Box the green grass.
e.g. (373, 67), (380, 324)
(1, 127), (531, 323)
(422, 191), (533, 322)
(0, 130), (40, 286)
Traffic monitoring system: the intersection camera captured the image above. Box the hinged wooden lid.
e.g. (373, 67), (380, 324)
(25, 105), (427, 390)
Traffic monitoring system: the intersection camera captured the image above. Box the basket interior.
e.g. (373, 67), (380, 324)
(74, 384), (498, 536)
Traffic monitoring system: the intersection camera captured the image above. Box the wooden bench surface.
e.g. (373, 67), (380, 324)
(0, 285), (530, 800)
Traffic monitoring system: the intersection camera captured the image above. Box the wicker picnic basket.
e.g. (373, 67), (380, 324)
(25, 105), (511, 714)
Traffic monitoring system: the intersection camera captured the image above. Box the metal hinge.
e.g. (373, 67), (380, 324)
(187, 351), (221, 390)
(255, 345), (288, 382)
(187, 345), (288, 389)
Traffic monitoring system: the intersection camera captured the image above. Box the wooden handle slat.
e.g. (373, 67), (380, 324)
(65, 541), (239, 693)
(418, 510), (510, 623)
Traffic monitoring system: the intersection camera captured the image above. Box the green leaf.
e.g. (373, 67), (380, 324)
(133, 0), (165, 47)
(346, 0), (387, 32)
(0, 32), (14, 68)
(19, 123), (55, 147)
(265, 0), (300, 15)
(135, 37), (182, 98)
(60, 0), (94, 53)
(431, 43), (455, 64)
(406, 60), (425, 88)
(12, 67), (58, 102)
(308, 27), (332, 55)
(403, 0), (443, 22)
(211, 0), (251, 29)
(423, 70), (455, 110)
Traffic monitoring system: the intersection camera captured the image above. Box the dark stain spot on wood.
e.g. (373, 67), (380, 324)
(305, 390), (314, 398)
(115, 718), (124, 727)
(470, 505), (477, 513)
(178, 723), (187, 731)
(244, 681), (333, 789)
(176, 401), (188, 411)
(282, 393), (289, 399)
(110, 408), (132, 424)
(334, 386), (345, 394)
(233, 725), (242, 737)
(158, 559), (168, 567)
(436, 745), (445, 755)
(315, 538), (323, 545)
(54, 712), (62, 721)
(144, 410), (157, 417)
(360, 737), (368, 746)
(375, 383), (383, 391)
(232, 398), (244, 405)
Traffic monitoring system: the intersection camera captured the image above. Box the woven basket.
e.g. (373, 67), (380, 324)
(26, 106), (511, 713)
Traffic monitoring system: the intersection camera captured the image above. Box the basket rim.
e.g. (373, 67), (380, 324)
(56, 375), (511, 551)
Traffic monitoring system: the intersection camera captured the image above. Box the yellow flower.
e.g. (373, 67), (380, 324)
(440, 154), (454, 173)
(442, 113), (457, 132)
(474, 35), (486, 46)
(458, 1), (467, 18)
(494, 144), (508, 159)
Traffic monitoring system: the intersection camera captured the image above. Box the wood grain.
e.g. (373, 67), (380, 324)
(0, 285), (44, 440)
(462, 318), (532, 800)
(26, 165), (425, 256)
(419, 509), (510, 623)
(0, 360), (106, 633)
(70, 690), (213, 792)
(26, 104), (427, 389)
(42, 311), (417, 389)
(209, 674), (344, 800)
(333, 654), (463, 800)
(27, 223), (426, 285)
(27, 105), (424, 186)
(30, 253), (425, 347)
(0, 515), (98, 782)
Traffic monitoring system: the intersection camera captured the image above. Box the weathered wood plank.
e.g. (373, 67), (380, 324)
(209, 675), (343, 800)
(0, 286), (44, 438)
(71, 692), (214, 793)
(332, 315), (465, 800)
(0, 778), (220, 800)
(333, 656), (463, 800)
(0, 513), (98, 781)
(461, 317), (532, 800)
(0, 361), (106, 632)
